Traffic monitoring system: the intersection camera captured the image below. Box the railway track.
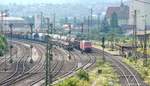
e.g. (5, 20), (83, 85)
(0, 42), (31, 86)
(5, 42), (46, 86)
(10, 42), (61, 86)
(4, 39), (97, 86)
(93, 48), (147, 86)
(29, 44), (96, 86)
(30, 47), (77, 86)
(0, 42), (18, 71)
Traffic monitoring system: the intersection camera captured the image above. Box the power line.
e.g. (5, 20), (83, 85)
(135, 0), (150, 4)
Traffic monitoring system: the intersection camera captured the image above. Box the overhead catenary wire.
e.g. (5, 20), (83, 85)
(135, 0), (150, 4)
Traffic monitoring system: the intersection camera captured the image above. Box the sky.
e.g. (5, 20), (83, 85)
(0, 0), (127, 5)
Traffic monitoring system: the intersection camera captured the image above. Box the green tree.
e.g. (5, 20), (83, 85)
(110, 12), (118, 28)
(101, 17), (110, 33)
(110, 12), (119, 50)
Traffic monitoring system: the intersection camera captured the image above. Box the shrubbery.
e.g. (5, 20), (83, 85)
(77, 69), (89, 81)
(0, 35), (7, 56)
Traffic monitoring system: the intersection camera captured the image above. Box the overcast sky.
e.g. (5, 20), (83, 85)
(0, 0), (128, 5)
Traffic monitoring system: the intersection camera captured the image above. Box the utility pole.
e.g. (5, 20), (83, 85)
(53, 13), (56, 33)
(143, 15), (148, 66)
(29, 23), (34, 63)
(90, 8), (93, 27)
(65, 17), (68, 24)
(68, 24), (71, 60)
(45, 18), (53, 86)
(87, 16), (90, 40)
(40, 12), (43, 30)
(81, 23), (84, 34)
(0, 11), (4, 35)
(9, 24), (13, 63)
(133, 10), (137, 61)
(102, 37), (105, 63)
(81, 23), (84, 40)
(97, 13), (101, 31)
(97, 13), (101, 43)
(74, 17), (77, 27)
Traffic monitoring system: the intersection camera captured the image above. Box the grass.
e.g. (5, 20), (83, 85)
(123, 58), (150, 85)
(55, 59), (120, 86)
(137, 48), (150, 55)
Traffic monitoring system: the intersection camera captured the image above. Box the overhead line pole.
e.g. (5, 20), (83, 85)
(29, 23), (34, 63)
(45, 18), (53, 86)
(1, 11), (4, 35)
(133, 10), (137, 61)
(68, 24), (71, 60)
(90, 8), (93, 27)
(143, 15), (148, 66)
(87, 16), (90, 40)
(53, 13), (56, 33)
(9, 24), (13, 63)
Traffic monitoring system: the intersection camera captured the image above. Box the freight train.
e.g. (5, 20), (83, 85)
(5, 32), (92, 53)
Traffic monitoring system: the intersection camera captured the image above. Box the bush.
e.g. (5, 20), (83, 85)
(0, 35), (7, 56)
(57, 77), (78, 86)
(77, 69), (89, 81)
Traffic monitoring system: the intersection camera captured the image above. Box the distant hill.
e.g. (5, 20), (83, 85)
(0, 0), (128, 18)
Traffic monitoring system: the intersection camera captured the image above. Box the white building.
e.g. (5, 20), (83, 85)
(129, 0), (150, 30)
(0, 16), (26, 31)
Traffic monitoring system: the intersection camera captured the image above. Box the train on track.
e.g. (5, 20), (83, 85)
(5, 32), (92, 53)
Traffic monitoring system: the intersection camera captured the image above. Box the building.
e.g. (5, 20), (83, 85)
(106, 2), (129, 26)
(129, 0), (150, 30)
(0, 16), (26, 31)
(34, 14), (42, 31)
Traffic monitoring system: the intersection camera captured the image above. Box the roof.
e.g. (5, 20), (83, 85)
(136, 31), (150, 36)
(106, 4), (129, 19)
(0, 17), (24, 21)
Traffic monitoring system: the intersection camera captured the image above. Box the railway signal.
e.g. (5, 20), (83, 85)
(102, 37), (105, 62)
(4, 52), (7, 71)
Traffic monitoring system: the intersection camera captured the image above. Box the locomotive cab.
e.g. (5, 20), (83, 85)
(80, 40), (92, 53)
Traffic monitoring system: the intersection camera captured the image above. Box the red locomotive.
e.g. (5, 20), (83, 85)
(80, 40), (92, 53)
